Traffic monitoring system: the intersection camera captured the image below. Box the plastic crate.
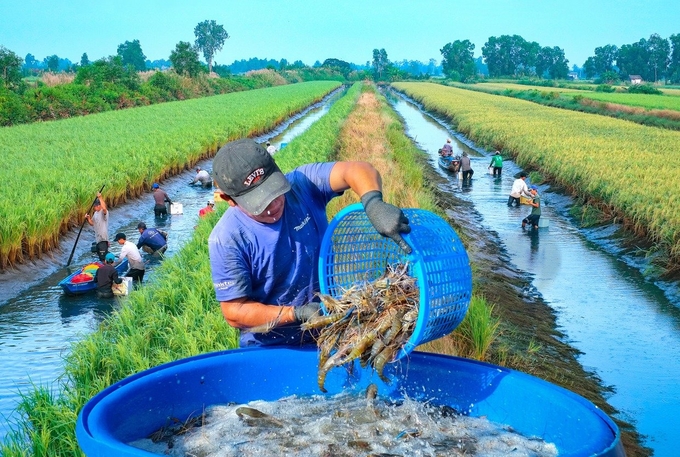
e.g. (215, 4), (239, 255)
(318, 203), (472, 359)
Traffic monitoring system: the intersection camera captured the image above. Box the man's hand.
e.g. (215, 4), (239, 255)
(293, 302), (322, 323)
(361, 191), (412, 254)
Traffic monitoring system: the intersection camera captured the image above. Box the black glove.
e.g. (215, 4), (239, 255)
(293, 302), (321, 323)
(361, 190), (412, 254)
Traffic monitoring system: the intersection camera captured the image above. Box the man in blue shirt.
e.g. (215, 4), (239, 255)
(136, 222), (168, 256)
(208, 138), (411, 347)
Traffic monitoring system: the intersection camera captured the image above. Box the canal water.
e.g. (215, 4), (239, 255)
(388, 91), (680, 457)
(0, 89), (343, 441)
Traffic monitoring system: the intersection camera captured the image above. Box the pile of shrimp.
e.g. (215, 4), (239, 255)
(302, 263), (419, 392)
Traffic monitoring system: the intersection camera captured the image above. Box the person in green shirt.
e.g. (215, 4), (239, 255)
(489, 150), (503, 178)
(522, 186), (541, 230)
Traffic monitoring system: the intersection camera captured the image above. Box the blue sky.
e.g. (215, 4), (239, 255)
(1, 0), (678, 68)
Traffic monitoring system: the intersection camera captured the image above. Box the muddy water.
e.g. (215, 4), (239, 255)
(389, 92), (680, 457)
(0, 89), (344, 441)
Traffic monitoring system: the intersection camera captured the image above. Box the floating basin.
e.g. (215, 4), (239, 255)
(76, 347), (624, 456)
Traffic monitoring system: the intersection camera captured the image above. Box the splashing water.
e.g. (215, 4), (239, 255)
(131, 390), (557, 456)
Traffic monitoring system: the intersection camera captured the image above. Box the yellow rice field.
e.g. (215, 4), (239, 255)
(393, 82), (680, 260)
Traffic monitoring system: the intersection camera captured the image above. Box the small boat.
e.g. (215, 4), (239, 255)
(59, 259), (129, 295)
(438, 155), (461, 174)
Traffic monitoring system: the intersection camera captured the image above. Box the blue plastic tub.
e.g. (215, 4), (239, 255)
(319, 203), (472, 358)
(76, 347), (624, 456)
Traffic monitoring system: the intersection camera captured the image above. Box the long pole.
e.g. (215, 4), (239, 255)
(66, 184), (105, 266)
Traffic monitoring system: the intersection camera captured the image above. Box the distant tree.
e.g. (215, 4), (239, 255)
(535, 46), (569, 79)
(80, 53), (90, 67)
(117, 39), (146, 71)
(170, 41), (202, 77)
(617, 38), (651, 80)
(146, 59), (172, 70)
(212, 63), (231, 77)
(194, 20), (229, 74)
(322, 58), (351, 78)
(75, 56), (140, 90)
(596, 70), (620, 85)
(372, 48), (389, 80)
(313, 60), (322, 68)
(278, 58), (289, 70)
(24, 53), (39, 69)
(482, 35), (535, 77)
(440, 40), (476, 81)
(583, 57), (597, 78)
(647, 33), (670, 82)
(669, 33), (680, 84)
(44, 55), (60, 72)
(0, 46), (23, 87)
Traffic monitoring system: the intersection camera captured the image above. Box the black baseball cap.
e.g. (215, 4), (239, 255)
(212, 139), (291, 215)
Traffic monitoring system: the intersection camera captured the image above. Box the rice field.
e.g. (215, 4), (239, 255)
(0, 81), (341, 268)
(393, 82), (680, 262)
(458, 81), (680, 112)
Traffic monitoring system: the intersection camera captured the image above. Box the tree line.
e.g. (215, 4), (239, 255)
(440, 32), (680, 84)
(440, 35), (570, 82)
(583, 33), (680, 83)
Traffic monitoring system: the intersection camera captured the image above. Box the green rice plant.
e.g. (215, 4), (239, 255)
(455, 296), (500, 361)
(0, 81), (341, 268)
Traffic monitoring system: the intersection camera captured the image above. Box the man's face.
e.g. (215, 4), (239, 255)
(93, 204), (102, 212)
(241, 195), (286, 224)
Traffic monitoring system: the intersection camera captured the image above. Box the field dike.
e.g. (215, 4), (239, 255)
(0, 82), (647, 456)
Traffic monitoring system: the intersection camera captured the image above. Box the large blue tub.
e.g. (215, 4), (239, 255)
(76, 347), (624, 456)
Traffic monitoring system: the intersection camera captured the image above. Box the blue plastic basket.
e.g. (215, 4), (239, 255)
(318, 203), (472, 359)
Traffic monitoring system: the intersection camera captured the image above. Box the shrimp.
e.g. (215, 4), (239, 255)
(374, 345), (398, 383)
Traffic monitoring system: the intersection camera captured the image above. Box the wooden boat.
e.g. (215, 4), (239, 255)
(59, 259), (129, 295)
(438, 155), (461, 173)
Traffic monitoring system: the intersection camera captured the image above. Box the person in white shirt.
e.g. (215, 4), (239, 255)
(266, 141), (277, 155)
(190, 167), (213, 188)
(114, 232), (146, 284)
(508, 172), (532, 207)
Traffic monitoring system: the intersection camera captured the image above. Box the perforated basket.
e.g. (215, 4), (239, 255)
(318, 203), (472, 359)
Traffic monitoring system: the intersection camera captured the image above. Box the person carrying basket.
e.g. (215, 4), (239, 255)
(208, 138), (412, 348)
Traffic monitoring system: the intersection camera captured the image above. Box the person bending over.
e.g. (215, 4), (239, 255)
(208, 138), (411, 348)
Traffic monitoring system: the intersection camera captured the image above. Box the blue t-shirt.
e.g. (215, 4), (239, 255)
(137, 228), (167, 252)
(208, 162), (342, 346)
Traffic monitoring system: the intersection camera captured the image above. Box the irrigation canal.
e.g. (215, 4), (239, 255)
(388, 90), (680, 457)
(0, 86), (678, 456)
(0, 89), (342, 441)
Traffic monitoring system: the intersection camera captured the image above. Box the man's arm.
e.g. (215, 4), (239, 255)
(98, 192), (108, 215)
(328, 161), (381, 196)
(328, 161), (411, 253)
(220, 297), (296, 329)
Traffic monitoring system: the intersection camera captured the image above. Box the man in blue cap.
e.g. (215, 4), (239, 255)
(94, 252), (122, 298)
(208, 138), (412, 348)
(151, 183), (172, 218)
(522, 185), (541, 230)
